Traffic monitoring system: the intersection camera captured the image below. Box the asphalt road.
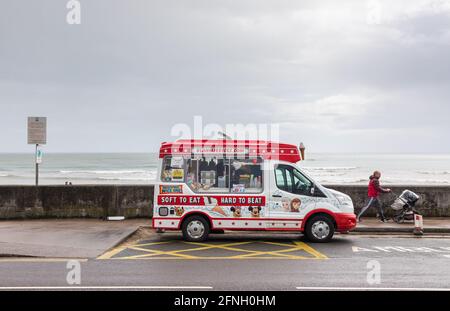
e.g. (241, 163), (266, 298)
(1, 233), (450, 290)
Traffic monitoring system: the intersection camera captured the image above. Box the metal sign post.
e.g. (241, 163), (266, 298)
(28, 117), (47, 186)
(35, 144), (39, 186)
(35, 145), (43, 186)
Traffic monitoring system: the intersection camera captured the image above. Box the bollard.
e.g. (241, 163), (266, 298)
(413, 214), (424, 236)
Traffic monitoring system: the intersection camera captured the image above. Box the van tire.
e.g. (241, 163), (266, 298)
(304, 215), (335, 243)
(181, 215), (210, 242)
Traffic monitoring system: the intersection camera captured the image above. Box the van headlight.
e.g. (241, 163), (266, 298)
(334, 193), (353, 208)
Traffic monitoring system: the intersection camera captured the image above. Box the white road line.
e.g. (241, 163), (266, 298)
(443, 255), (450, 258)
(0, 286), (213, 290)
(296, 286), (450, 291)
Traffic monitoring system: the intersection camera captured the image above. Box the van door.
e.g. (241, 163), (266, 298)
(268, 164), (317, 229)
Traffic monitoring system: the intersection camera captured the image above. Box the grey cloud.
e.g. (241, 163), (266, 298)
(0, 0), (449, 153)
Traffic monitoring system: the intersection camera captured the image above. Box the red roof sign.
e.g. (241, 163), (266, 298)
(159, 139), (302, 163)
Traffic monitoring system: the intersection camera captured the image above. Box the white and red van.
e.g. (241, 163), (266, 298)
(153, 139), (356, 242)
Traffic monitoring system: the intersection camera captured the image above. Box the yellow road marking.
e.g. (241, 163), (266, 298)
(226, 241), (326, 259)
(122, 241), (255, 259)
(108, 256), (314, 260)
(98, 240), (328, 260)
(132, 241), (173, 247)
(232, 251), (308, 259)
(125, 246), (198, 259)
(182, 241), (256, 253)
(98, 241), (175, 260)
(97, 245), (128, 260)
(294, 241), (328, 259)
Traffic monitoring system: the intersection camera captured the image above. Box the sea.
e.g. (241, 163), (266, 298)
(0, 153), (449, 186)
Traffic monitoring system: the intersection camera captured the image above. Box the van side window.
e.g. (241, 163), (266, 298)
(275, 166), (292, 193)
(275, 164), (314, 196)
(230, 158), (263, 193)
(160, 156), (185, 182)
(186, 157), (230, 193)
(183, 157), (263, 193)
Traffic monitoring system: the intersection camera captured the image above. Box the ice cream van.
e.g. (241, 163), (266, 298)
(153, 139), (356, 242)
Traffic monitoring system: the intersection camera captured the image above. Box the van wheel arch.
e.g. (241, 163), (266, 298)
(180, 212), (213, 229)
(303, 212), (337, 230)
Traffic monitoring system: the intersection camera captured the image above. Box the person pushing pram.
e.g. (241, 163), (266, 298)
(357, 170), (392, 223)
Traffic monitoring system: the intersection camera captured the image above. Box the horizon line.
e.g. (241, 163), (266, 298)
(1, 151), (450, 155)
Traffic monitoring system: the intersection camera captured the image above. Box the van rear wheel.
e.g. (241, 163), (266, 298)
(181, 215), (210, 242)
(305, 215), (335, 243)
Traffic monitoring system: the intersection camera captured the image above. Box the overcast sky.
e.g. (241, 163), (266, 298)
(1, 0), (449, 153)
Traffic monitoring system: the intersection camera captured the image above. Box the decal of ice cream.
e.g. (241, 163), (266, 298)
(212, 205), (227, 216)
(204, 197), (227, 216)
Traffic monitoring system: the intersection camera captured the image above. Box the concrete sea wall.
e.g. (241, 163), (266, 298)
(0, 185), (449, 219)
(326, 185), (450, 217)
(0, 185), (154, 219)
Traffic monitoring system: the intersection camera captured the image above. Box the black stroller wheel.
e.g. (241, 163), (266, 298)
(393, 214), (404, 224)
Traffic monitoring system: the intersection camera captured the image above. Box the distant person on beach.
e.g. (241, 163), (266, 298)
(357, 170), (391, 223)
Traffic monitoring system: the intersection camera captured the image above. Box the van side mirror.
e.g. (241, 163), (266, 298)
(310, 186), (315, 195)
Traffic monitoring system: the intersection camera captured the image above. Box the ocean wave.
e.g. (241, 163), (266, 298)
(318, 178), (368, 183)
(302, 166), (358, 171)
(319, 178), (449, 185)
(309, 173), (347, 178)
(417, 171), (450, 175)
(98, 176), (155, 181)
(382, 177), (450, 184)
(59, 170), (150, 175)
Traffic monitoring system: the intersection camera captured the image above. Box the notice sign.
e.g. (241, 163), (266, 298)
(28, 117), (47, 145)
(170, 156), (184, 168)
(36, 147), (43, 164)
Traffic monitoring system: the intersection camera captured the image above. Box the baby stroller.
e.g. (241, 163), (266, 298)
(390, 190), (420, 223)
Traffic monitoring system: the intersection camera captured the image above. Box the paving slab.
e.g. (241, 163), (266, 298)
(0, 219), (150, 258)
(354, 217), (450, 233)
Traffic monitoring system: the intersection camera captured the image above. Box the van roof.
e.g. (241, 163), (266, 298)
(159, 139), (302, 163)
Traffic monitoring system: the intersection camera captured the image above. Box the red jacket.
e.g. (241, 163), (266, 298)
(368, 175), (389, 198)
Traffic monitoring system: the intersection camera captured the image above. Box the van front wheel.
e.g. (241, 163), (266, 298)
(305, 215), (335, 243)
(181, 215), (210, 242)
